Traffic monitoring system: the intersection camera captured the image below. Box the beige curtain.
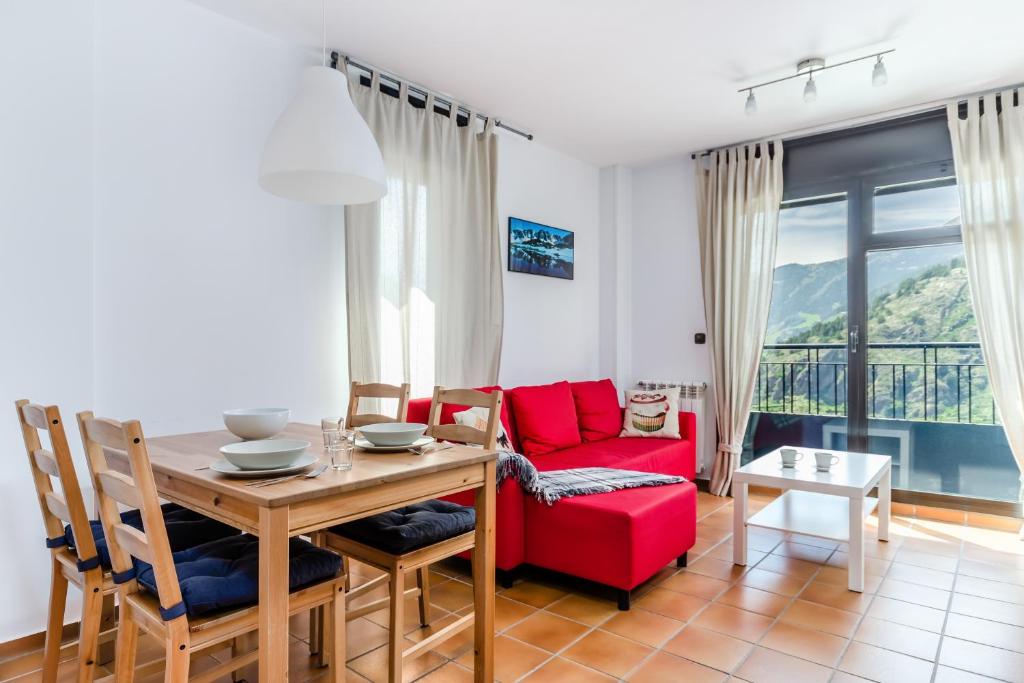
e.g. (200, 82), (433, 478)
(345, 70), (503, 398)
(696, 141), (784, 496)
(947, 92), (1024, 525)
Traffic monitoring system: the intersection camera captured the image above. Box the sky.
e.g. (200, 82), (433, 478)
(776, 182), (961, 266)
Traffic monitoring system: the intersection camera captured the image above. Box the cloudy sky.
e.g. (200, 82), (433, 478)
(776, 182), (961, 266)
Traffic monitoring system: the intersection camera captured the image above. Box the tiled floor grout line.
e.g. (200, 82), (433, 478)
(927, 528), (962, 683)
(615, 528), (739, 680)
(580, 496), (742, 681)
(723, 540), (827, 682)
(822, 526), (898, 683)
(513, 497), (741, 681)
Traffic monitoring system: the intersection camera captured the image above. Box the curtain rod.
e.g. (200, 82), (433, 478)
(690, 80), (1024, 159)
(331, 51), (534, 141)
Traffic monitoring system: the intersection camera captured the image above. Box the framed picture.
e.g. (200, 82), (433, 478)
(507, 217), (574, 280)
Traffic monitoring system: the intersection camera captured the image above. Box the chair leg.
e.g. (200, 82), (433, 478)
(112, 601), (139, 683)
(230, 634), (249, 682)
(164, 619), (190, 683)
(309, 604), (320, 655)
(617, 589), (631, 611)
(388, 567), (405, 683)
(311, 604), (327, 666)
(343, 555), (351, 592)
(77, 573), (104, 683)
(329, 584), (346, 683)
(309, 532), (324, 658)
(416, 566), (431, 627)
(677, 552), (688, 568)
(42, 557), (69, 683)
(97, 593), (117, 666)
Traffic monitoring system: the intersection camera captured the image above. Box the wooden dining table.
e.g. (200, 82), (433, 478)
(105, 422), (496, 682)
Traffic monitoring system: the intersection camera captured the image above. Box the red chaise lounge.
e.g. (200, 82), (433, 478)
(406, 378), (698, 609)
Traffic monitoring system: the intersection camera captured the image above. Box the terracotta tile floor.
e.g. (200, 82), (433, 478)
(8, 490), (1024, 682)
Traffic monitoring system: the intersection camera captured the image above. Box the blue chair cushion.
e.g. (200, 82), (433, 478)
(134, 534), (341, 618)
(330, 499), (476, 555)
(64, 503), (239, 570)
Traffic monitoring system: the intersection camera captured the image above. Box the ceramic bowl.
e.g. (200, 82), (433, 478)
(357, 422), (428, 447)
(219, 438), (309, 470)
(223, 408), (290, 440)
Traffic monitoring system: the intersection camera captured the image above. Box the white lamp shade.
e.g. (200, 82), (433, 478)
(259, 66), (386, 205)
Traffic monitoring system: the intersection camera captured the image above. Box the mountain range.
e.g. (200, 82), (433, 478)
(766, 245), (973, 344)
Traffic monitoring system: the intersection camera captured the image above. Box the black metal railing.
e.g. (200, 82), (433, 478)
(755, 342), (999, 425)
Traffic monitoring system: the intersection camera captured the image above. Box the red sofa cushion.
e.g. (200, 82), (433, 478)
(525, 482), (697, 590)
(570, 379), (622, 442)
(508, 381), (581, 457)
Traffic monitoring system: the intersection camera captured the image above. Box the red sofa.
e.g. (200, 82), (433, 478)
(406, 379), (697, 608)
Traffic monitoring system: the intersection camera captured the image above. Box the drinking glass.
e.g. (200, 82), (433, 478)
(324, 430), (353, 471)
(321, 417), (352, 470)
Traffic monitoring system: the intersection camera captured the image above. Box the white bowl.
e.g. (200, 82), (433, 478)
(358, 422), (428, 447)
(219, 438), (309, 471)
(223, 408), (290, 440)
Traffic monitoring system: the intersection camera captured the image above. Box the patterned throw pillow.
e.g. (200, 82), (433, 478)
(452, 406), (515, 452)
(620, 387), (681, 439)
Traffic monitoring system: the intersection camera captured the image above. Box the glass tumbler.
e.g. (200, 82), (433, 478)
(321, 417), (353, 471)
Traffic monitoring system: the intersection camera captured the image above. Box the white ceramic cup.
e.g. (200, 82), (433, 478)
(814, 451), (840, 471)
(780, 448), (802, 467)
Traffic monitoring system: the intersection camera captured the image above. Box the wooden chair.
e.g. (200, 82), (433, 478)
(345, 381), (411, 428)
(323, 387), (502, 683)
(16, 400), (116, 683)
(77, 412), (348, 683)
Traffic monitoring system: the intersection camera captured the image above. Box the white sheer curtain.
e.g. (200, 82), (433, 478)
(947, 91), (1024, 522)
(345, 70), (503, 398)
(696, 141), (784, 496)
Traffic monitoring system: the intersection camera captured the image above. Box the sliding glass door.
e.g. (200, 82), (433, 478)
(748, 158), (1019, 506)
(747, 192), (849, 464)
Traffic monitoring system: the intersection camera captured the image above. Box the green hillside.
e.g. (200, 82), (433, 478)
(760, 257), (995, 423)
(783, 257), (978, 344)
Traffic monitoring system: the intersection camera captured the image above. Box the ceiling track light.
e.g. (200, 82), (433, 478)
(873, 55), (888, 87)
(739, 49), (893, 114)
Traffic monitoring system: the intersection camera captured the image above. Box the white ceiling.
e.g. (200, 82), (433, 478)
(188, 0), (1024, 166)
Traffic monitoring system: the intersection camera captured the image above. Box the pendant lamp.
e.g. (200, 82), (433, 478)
(258, 0), (386, 205)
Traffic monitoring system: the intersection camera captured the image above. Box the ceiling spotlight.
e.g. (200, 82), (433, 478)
(872, 55), (888, 87)
(803, 73), (817, 103)
(738, 51), (892, 113)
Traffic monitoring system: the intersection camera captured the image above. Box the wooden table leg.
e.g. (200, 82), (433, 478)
(259, 506), (290, 682)
(848, 496), (865, 592)
(733, 480), (748, 565)
(878, 465), (891, 542)
(472, 461), (496, 683)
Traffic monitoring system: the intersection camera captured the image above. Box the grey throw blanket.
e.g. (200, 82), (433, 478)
(496, 451), (687, 505)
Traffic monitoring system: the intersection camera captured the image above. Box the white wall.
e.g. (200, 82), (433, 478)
(0, 0), (97, 644)
(0, 0), (344, 642)
(93, 0), (347, 435)
(497, 135), (601, 387)
(629, 155), (711, 387)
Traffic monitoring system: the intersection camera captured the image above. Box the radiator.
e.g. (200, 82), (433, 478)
(636, 381), (714, 478)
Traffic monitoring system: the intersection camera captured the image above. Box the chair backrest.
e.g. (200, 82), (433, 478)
(77, 412), (184, 616)
(346, 381), (411, 428)
(16, 400), (100, 570)
(425, 387), (503, 450)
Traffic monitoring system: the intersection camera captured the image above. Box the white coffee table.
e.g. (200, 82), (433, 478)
(732, 447), (891, 592)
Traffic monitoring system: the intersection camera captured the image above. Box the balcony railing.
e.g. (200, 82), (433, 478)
(755, 342), (999, 425)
